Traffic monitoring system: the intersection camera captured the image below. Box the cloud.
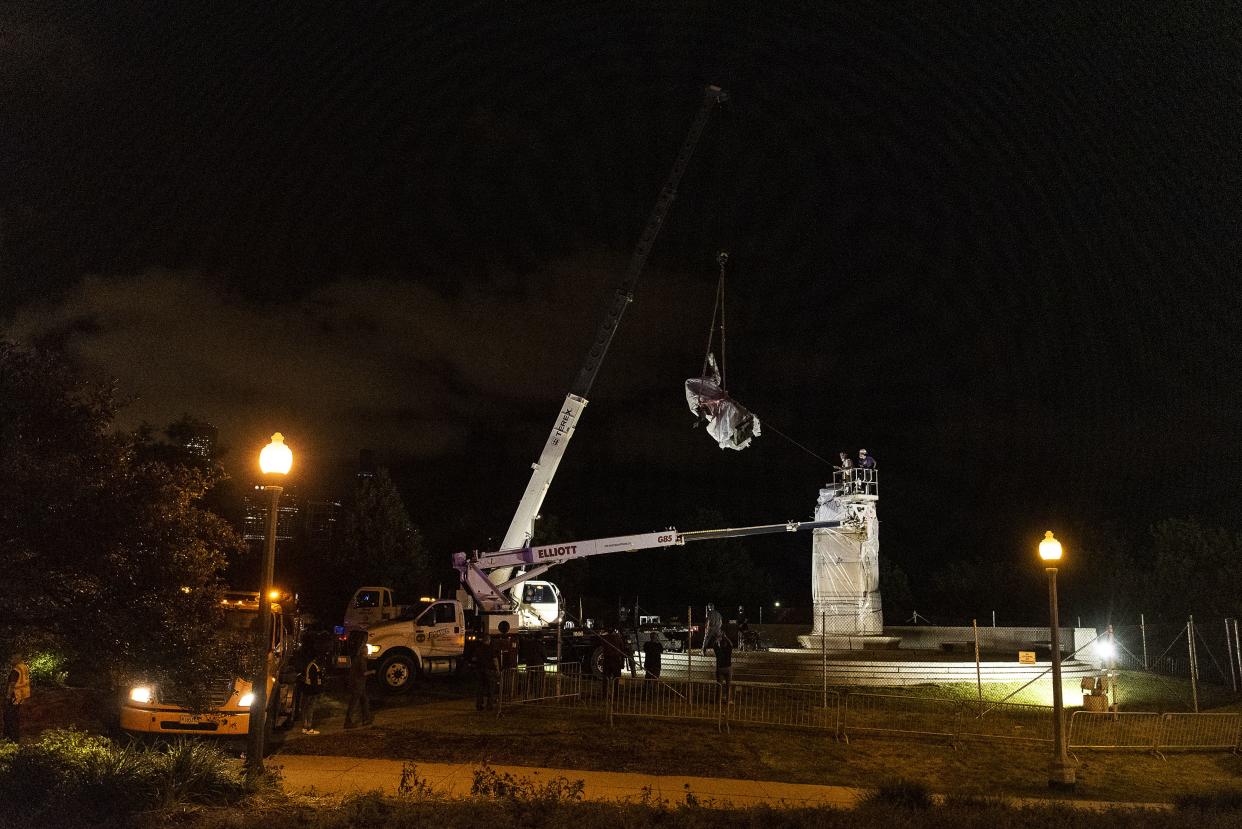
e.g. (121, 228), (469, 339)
(6, 262), (718, 474)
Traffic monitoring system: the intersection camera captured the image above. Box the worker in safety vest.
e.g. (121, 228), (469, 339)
(4, 655), (30, 742)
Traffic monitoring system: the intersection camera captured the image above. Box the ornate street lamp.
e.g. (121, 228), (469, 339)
(246, 433), (292, 774)
(1040, 530), (1076, 790)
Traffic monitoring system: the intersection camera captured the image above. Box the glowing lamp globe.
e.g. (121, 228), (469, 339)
(1038, 530), (1063, 562)
(259, 433), (293, 476)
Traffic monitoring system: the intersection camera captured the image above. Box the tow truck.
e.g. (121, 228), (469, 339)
(120, 591), (298, 739)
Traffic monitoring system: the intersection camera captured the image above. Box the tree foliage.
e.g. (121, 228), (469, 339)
(331, 468), (433, 605)
(0, 341), (249, 695)
(1134, 518), (1242, 623)
(879, 556), (915, 624)
(910, 517), (1242, 628)
(628, 508), (774, 613)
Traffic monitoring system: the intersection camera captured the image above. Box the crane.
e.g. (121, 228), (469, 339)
(456, 517), (848, 616)
(490, 85), (729, 599)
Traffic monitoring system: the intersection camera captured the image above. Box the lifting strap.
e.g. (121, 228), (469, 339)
(700, 251), (729, 389)
(694, 250), (834, 465)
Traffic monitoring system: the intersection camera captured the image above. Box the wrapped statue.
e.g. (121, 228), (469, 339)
(685, 353), (760, 451)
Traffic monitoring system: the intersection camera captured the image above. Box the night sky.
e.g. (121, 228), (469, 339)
(4, 3), (1241, 616)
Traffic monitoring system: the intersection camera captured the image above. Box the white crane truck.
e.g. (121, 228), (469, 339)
(349, 85), (851, 693)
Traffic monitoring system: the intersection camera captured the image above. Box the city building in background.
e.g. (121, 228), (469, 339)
(242, 487), (341, 551)
(243, 486), (301, 542)
(168, 419), (219, 461)
(305, 499), (342, 552)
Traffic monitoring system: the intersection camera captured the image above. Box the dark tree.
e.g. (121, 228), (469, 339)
(327, 468), (433, 613)
(660, 508), (775, 612)
(1137, 518), (1242, 623)
(879, 556), (915, 625)
(0, 341), (249, 697)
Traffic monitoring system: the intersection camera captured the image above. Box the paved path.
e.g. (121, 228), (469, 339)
(275, 693), (1172, 811)
(273, 753), (1171, 812)
(275, 753), (863, 808)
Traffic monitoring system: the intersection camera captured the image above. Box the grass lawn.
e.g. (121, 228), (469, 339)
(886, 670), (1234, 711)
(282, 674), (1242, 805)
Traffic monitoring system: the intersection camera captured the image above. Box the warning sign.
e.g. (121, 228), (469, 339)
(1018, 651), (1036, 664)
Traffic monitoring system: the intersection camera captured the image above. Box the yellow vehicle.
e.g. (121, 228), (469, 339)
(120, 591), (297, 737)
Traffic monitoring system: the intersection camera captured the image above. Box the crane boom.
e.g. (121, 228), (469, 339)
(496, 85), (729, 558)
(568, 85), (729, 400)
(457, 517), (843, 614)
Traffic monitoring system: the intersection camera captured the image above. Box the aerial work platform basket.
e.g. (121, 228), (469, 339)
(833, 468), (878, 500)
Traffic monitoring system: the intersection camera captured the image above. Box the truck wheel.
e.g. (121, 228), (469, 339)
(274, 682), (298, 731)
(378, 653), (418, 694)
(589, 645), (605, 679)
(262, 692), (287, 754)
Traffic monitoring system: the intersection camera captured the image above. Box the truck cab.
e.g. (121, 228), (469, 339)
(351, 591), (467, 694)
(344, 586), (412, 630)
(516, 580), (562, 628)
(120, 591), (297, 739)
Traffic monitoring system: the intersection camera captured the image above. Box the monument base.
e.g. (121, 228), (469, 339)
(797, 633), (901, 651)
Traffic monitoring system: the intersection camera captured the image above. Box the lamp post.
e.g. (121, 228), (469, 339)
(1040, 530), (1076, 790)
(246, 433), (292, 775)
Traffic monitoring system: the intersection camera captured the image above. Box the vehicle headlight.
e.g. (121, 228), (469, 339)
(238, 692), (255, 708)
(366, 643), (380, 655)
(129, 686), (154, 704)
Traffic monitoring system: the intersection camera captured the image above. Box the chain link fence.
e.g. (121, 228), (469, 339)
(1109, 617), (1239, 686)
(498, 666), (1242, 756)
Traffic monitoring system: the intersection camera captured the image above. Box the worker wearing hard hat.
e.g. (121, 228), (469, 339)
(858, 450), (877, 495)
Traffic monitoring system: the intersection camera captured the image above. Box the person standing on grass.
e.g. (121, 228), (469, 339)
(496, 620), (518, 672)
(642, 632), (663, 679)
(4, 655), (30, 742)
(702, 603), (724, 655)
(298, 634), (326, 735)
(343, 629), (373, 728)
(475, 631), (500, 711)
(600, 628), (625, 704)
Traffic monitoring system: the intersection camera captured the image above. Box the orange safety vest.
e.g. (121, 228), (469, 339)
(9, 662), (30, 705)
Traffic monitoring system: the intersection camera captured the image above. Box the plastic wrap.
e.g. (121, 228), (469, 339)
(809, 487), (883, 636)
(684, 358), (760, 450)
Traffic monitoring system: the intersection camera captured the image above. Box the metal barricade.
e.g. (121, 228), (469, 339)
(959, 701), (1054, 744)
(500, 668), (1242, 756)
(842, 692), (960, 741)
(1068, 711), (1163, 752)
(498, 662), (597, 711)
(609, 677), (724, 728)
(1158, 713), (1242, 752)
(724, 683), (838, 732)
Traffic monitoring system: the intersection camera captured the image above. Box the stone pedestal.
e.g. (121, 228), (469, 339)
(799, 481), (885, 649)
